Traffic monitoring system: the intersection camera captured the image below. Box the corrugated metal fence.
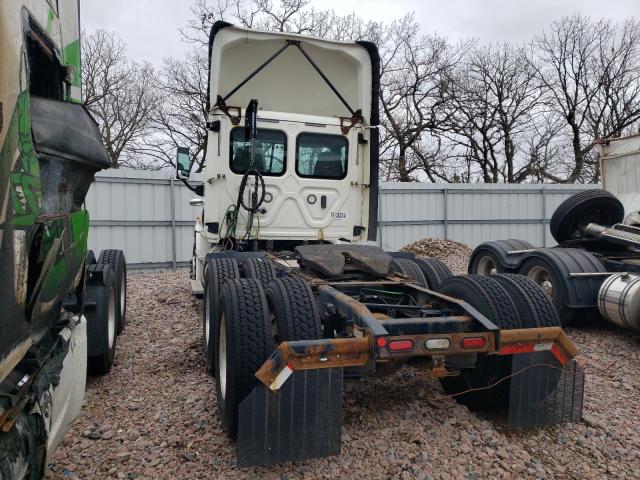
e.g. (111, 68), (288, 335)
(87, 169), (597, 270)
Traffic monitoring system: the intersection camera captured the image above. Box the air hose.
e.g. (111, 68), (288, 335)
(237, 168), (265, 213)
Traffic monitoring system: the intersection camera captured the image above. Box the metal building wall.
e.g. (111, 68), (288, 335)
(377, 183), (596, 251)
(87, 169), (599, 270)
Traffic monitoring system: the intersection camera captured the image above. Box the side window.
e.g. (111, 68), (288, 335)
(230, 128), (286, 176)
(296, 133), (348, 179)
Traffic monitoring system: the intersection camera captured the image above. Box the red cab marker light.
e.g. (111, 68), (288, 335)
(376, 337), (387, 349)
(388, 339), (414, 352)
(461, 337), (486, 348)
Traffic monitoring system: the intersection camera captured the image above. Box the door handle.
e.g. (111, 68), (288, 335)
(320, 195), (327, 209)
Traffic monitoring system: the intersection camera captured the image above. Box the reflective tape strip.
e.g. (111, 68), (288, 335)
(269, 363), (294, 391)
(533, 343), (553, 352)
(550, 343), (569, 365)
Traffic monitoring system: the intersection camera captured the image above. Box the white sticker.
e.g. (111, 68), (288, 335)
(330, 212), (348, 220)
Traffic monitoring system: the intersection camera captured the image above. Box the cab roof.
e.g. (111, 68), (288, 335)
(208, 22), (379, 124)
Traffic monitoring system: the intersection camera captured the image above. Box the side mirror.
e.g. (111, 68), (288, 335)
(176, 147), (191, 180)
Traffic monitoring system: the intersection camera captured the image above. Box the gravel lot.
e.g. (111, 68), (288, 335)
(46, 269), (640, 480)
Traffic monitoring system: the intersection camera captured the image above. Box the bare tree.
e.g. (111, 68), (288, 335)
(137, 51), (210, 171)
(531, 15), (640, 183)
(438, 43), (543, 183)
(379, 15), (468, 182)
(82, 30), (161, 169)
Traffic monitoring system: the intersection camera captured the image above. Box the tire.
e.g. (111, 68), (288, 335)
(214, 279), (275, 439)
(264, 276), (322, 342)
(98, 249), (127, 334)
(491, 274), (563, 402)
(517, 248), (605, 326)
(468, 239), (534, 275)
(437, 275), (520, 409)
(86, 264), (117, 375)
(550, 189), (624, 243)
(392, 258), (428, 288)
(414, 257), (453, 289)
(242, 257), (277, 283)
(491, 274), (560, 328)
(204, 258), (240, 374)
(0, 413), (46, 480)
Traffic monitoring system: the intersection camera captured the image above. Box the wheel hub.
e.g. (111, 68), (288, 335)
(477, 256), (498, 275)
(527, 266), (554, 299)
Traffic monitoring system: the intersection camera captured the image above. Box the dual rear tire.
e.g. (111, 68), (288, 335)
(213, 275), (321, 438)
(437, 274), (560, 409)
(86, 249), (127, 375)
(393, 257), (453, 290)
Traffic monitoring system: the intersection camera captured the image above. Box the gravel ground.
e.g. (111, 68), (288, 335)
(401, 238), (472, 274)
(46, 271), (640, 480)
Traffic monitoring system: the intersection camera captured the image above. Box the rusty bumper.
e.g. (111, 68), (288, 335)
(255, 326), (578, 391)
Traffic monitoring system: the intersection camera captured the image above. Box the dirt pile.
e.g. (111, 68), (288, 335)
(401, 237), (472, 274)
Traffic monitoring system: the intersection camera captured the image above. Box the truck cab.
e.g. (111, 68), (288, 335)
(184, 23), (380, 293)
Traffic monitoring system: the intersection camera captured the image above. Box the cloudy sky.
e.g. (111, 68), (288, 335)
(82, 0), (638, 66)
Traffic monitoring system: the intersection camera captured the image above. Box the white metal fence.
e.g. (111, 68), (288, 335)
(87, 169), (598, 270)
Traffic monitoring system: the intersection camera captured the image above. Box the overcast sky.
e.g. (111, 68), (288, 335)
(82, 0), (638, 66)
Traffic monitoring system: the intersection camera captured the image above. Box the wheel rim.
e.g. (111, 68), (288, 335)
(108, 287), (116, 349)
(119, 270), (126, 316)
(527, 266), (554, 300)
(204, 290), (210, 347)
(218, 314), (227, 399)
(477, 256), (498, 275)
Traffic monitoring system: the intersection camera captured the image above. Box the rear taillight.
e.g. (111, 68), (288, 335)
(388, 339), (414, 352)
(461, 337), (487, 348)
(376, 336), (387, 349)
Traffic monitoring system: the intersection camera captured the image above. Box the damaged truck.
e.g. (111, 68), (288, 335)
(0, 1), (127, 478)
(177, 22), (586, 467)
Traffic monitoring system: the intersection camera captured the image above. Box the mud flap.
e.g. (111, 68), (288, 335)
(237, 368), (343, 467)
(508, 352), (584, 429)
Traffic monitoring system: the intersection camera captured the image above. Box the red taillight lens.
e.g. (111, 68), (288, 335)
(461, 337), (487, 348)
(388, 339), (414, 352)
(376, 336), (387, 349)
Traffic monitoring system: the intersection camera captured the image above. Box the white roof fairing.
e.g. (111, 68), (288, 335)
(209, 25), (373, 122)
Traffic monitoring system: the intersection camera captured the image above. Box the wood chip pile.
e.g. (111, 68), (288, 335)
(401, 237), (472, 274)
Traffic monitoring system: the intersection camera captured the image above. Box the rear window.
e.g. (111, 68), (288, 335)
(296, 133), (348, 179)
(230, 128), (286, 176)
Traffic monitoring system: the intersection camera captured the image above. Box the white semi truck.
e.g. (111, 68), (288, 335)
(0, 2), (126, 477)
(177, 22), (586, 467)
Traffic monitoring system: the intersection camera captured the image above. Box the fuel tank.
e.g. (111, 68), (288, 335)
(598, 272), (640, 331)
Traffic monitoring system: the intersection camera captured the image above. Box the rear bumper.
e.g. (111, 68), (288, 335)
(256, 326), (577, 391)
